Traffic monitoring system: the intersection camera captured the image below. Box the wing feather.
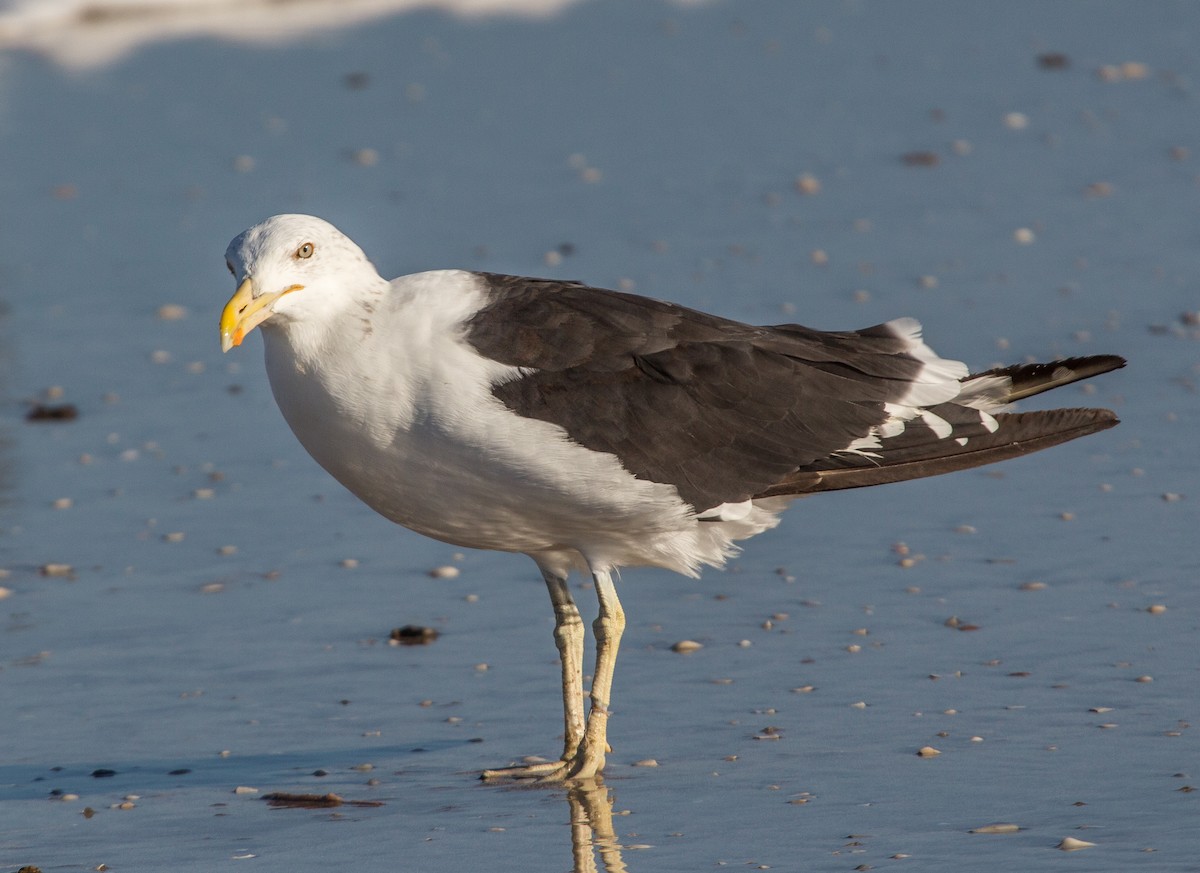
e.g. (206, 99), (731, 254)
(465, 275), (942, 511)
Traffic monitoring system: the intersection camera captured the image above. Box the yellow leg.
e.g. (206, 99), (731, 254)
(545, 566), (586, 760)
(567, 569), (624, 779)
(481, 566), (625, 782)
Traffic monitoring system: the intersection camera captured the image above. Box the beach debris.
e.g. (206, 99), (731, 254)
(389, 625), (439, 646)
(262, 792), (384, 809)
(1037, 52), (1070, 70)
(944, 616), (980, 632)
(901, 150), (940, 167)
(26, 403), (78, 422)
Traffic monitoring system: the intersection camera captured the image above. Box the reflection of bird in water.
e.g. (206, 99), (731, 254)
(221, 214), (1124, 782)
(567, 779), (629, 873)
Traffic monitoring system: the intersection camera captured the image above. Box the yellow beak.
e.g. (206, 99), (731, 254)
(219, 278), (302, 352)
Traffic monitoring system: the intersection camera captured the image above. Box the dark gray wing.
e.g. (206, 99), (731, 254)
(464, 274), (935, 511)
(759, 406), (1120, 497)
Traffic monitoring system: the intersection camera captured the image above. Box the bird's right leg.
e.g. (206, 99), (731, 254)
(481, 564), (586, 780)
(544, 565), (587, 761)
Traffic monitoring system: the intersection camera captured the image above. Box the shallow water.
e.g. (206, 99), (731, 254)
(1, 1), (1197, 870)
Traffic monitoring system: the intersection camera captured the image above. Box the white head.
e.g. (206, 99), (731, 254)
(220, 214), (384, 352)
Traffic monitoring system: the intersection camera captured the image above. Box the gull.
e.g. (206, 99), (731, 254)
(220, 213), (1123, 781)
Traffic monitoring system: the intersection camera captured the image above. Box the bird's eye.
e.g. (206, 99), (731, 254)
(295, 242), (315, 259)
(226, 260), (235, 277)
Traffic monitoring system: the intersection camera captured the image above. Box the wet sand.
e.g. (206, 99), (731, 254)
(1, 1), (1196, 870)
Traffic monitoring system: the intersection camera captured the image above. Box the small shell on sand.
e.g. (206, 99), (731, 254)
(794, 173), (821, 195)
(970, 823), (1020, 834)
(916, 746), (941, 757)
(1057, 837), (1096, 851)
(672, 640), (703, 654)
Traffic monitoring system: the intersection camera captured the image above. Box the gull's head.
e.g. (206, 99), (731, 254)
(220, 214), (381, 352)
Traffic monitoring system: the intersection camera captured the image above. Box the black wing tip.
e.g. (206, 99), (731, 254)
(1062, 354), (1127, 377)
(970, 353), (1126, 380)
(967, 354), (1125, 404)
(1068, 353), (1127, 368)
